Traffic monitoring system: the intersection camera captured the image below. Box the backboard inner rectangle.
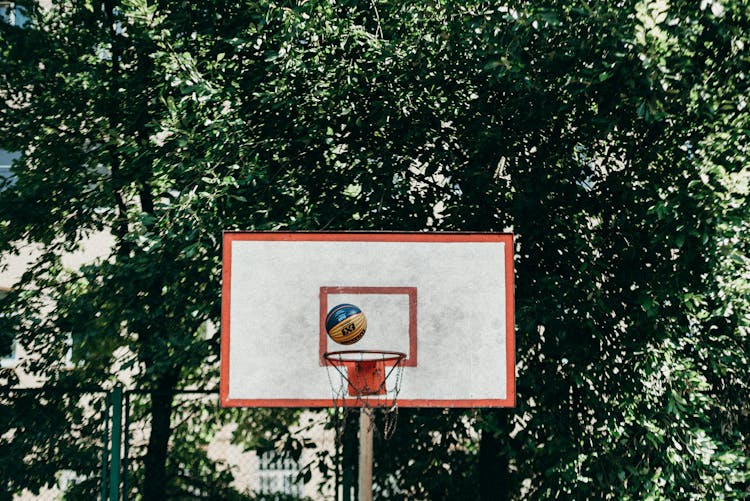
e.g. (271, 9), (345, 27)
(320, 287), (417, 366)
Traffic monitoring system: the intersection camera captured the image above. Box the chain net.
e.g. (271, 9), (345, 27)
(324, 350), (405, 441)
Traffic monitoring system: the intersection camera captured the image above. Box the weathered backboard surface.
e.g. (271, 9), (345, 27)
(221, 232), (515, 408)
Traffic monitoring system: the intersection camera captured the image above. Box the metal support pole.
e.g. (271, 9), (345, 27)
(358, 409), (373, 501)
(101, 393), (110, 501)
(343, 418), (354, 501)
(335, 410), (341, 501)
(109, 387), (122, 501)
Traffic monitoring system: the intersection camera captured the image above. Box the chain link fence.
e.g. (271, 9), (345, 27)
(0, 387), (108, 501)
(1, 388), (331, 501)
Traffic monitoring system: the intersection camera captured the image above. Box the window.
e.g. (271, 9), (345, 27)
(1, 0), (23, 186)
(0, 339), (17, 368)
(0, 150), (19, 188)
(256, 451), (302, 497)
(1, 289), (18, 368)
(0, 1), (28, 26)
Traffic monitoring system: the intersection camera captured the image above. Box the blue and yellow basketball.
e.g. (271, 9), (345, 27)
(325, 304), (367, 345)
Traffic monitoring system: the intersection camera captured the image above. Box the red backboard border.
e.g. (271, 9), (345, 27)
(221, 231), (515, 408)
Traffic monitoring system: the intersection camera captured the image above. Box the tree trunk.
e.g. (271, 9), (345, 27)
(142, 371), (178, 501)
(479, 427), (510, 501)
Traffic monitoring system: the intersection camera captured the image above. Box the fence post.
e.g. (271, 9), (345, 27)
(109, 387), (123, 501)
(123, 391), (130, 501)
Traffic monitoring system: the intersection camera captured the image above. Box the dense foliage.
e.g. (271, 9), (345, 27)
(1, 0), (747, 499)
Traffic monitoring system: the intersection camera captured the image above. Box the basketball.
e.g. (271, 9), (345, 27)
(325, 303), (367, 345)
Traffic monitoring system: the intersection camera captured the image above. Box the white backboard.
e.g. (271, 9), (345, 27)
(221, 232), (515, 408)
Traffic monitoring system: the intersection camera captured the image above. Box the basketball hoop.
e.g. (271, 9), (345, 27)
(324, 350), (406, 440)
